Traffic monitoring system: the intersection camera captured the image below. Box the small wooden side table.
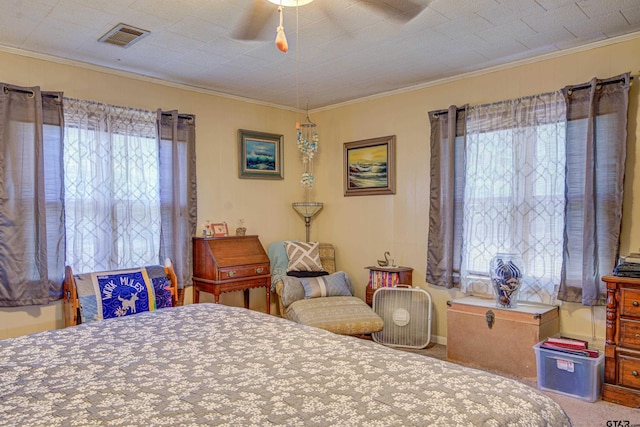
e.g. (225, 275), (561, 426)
(365, 266), (413, 306)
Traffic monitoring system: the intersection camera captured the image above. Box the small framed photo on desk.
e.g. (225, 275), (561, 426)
(212, 222), (229, 237)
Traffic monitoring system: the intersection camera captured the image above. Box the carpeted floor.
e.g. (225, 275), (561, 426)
(401, 343), (639, 427)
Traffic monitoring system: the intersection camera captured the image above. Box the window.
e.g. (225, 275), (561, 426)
(1, 89), (195, 306)
(461, 109), (566, 304)
(427, 74), (629, 306)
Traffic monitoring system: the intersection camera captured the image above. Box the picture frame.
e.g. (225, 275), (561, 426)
(238, 129), (284, 180)
(343, 135), (396, 196)
(212, 222), (229, 237)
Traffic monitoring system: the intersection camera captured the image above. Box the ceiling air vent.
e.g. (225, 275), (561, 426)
(98, 23), (149, 48)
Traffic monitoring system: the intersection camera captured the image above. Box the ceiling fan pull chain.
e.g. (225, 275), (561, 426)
(275, 6), (288, 53)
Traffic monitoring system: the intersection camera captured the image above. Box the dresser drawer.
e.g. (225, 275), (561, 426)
(620, 319), (640, 351)
(618, 354), (640, 390)
(219, 263), (269, 280)
(620, 288), (640, 317)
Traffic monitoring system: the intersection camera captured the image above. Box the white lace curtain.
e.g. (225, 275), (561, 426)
(460, 92), (567, 304)
(64, 98), (161, 273)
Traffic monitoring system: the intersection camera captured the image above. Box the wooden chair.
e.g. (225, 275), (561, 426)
(63, 259), (178, 327)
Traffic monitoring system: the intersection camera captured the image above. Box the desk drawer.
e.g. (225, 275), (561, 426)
(619, 355), (640, 390)
(219, 263), (269, 280)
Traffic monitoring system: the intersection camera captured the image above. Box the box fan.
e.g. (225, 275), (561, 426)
(372, 285), (432, 349)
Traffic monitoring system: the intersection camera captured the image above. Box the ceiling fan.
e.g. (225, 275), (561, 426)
(233, 0), (430, 52)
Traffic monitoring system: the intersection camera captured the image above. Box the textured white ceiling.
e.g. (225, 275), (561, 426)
(1, 0), (639, 110)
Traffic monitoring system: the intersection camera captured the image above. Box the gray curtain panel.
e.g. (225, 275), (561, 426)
(426, 105), (466, 288)
(559, 73), (630, 305)
(0, 84), (65, 306)
(157, 110), (197, 289)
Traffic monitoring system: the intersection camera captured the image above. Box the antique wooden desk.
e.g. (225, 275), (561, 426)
(192, 235), (271, 314)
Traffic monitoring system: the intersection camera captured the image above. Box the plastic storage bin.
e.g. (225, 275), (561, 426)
(533, 342), (604, 402)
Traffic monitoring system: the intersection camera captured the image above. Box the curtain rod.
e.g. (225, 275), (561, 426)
(430, 106), (467, 118)
(432, 75), (634, 117)
(565, 75), (632, 92)
(4, 87), (193, 121)
(160, 111), (194, 121)
(3, 86), (62, 100)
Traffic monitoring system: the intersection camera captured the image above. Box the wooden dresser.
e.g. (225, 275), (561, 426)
(192, 235), (271, 314)
(602, 275), (640, 407)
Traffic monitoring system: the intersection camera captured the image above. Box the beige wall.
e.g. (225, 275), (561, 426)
(0, 48), (304, 338)
(1, 34), (639, 345)
(312, 35), (640, 347)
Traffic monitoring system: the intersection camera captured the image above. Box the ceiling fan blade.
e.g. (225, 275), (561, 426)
(318, 1), (356, 39)
(233, 0), (276, 40)
(362, 0), (430, 22)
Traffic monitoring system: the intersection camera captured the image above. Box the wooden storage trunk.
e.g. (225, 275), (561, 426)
(447, 296), (559, 379)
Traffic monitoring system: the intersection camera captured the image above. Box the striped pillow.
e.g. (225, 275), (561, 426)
(285, 241), (324, 272)
(300, 272), (353, 299)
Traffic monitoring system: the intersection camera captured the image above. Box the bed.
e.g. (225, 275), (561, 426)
(0, 303), (571, 426)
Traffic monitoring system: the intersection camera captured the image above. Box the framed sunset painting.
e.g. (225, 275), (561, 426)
(238, 129), (284, 180)
(343, 135), (396, 196)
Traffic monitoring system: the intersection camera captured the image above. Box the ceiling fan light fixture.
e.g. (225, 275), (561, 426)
(267, 0), (313, 6)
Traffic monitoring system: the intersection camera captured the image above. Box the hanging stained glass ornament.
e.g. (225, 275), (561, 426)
(297, 113), (318, 188)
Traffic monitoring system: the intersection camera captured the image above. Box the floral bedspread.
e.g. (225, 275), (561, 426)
(0, 303), (571, 426)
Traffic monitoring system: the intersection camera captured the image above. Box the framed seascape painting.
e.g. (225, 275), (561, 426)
(343, 135), (396, 196)
(238, 129), (284, 180)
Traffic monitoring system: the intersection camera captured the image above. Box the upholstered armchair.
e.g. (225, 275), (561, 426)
(269, 241), (383, 336)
